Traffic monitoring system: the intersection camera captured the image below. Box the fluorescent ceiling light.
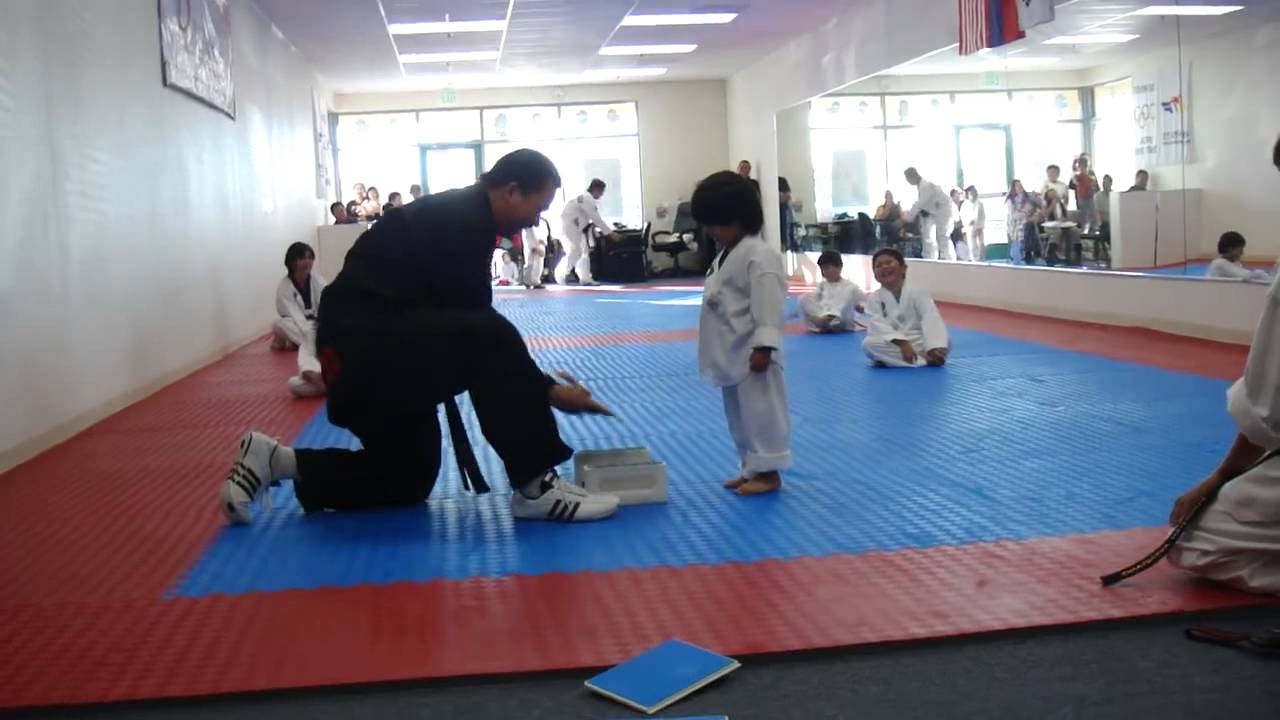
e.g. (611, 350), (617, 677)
(583, 67), (669, 79)
(1130, 5), (1243, 16)
(387, 20), (507, 34)
(1043, 33), (1140, 44)
(400, 50), (501, 64)
(619, 12), (738, 26)
(599, 44), (697, 56)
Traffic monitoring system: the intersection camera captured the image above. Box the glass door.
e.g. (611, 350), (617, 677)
(421, 144), (482, 194)
(956, 125), (1013, 260)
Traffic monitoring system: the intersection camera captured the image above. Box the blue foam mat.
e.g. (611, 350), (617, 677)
(172, 293), (1234, 597)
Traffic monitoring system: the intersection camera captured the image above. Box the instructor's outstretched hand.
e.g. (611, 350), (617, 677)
(548, 371), (616, 417)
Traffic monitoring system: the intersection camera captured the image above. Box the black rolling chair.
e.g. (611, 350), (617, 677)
(651, 202), (699, 277)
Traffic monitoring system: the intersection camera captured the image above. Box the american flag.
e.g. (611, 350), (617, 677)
(959, 0), (990, 56)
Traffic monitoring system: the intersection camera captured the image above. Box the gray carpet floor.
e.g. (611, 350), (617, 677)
(6, 606), (1278, 720)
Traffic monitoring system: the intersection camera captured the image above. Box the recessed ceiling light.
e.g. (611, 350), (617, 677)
(619, 13), (738, 26)
(387, 20), (507, 34)
(1130, 5), (1243, 16)
(400, 50), (501, 63)
(583, 67), (669, 79)
(599, 44), (697, 56)
(1043, 33), (1140, 44)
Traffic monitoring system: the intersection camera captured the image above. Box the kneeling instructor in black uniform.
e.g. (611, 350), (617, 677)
(221, 149), (620, 524)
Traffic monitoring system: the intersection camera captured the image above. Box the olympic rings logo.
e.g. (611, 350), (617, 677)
(1133, 103), (1157, 128)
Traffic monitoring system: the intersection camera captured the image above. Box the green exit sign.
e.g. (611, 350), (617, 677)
(440, 88), (458, 105)
(983, 72), (1005, 89)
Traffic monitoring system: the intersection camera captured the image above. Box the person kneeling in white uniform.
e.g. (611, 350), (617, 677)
(903, 167), (955, 261)
(273, 242), (326, 397)
(801, 250), (866, 333)
(1206, 231), (1271, 283)
(862, 248), (950, 368)
(694, 171), (792, 496)
(556, 178), (618, 286)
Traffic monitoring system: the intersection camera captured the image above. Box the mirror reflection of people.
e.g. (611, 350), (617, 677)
(556, 179), (617, 286)
(861, 248), (950, 368)
(902, 167), (955, 261)
(1207, 232), (1271, 282)
(1128, 169), (1150, 192)
(736, 159), (761, 196)
(692, 171), (790, 496)
(778, 176), (797, 252)
(220, 149), (621, 526)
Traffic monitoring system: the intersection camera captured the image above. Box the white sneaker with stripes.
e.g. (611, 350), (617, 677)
(220, 432), (280, 524)
(510, 471), (619, 522)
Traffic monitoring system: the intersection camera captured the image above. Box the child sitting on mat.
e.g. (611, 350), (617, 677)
(693, 171), (792, 496)
(862, 248), (950, 368)
(800, 250), (866, 333)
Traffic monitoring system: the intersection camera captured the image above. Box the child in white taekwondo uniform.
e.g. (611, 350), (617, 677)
(861, 248), (951, 368)
(800, 250), (866, 333)
(273, 242), (326, 397)
(693, 171), (792, 496)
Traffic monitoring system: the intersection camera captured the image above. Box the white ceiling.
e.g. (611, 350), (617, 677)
(254, 0), (848, 94)
(881, 0), (1280, 76)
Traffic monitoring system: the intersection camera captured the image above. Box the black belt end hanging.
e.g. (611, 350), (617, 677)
(443, 396), (490, 495)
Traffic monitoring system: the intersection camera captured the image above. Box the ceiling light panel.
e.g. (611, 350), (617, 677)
(1130, 5), (1244, 16)
(619, 13), (738, 26)
(388, 20), (508, 34)
(599, 44), (698, 55)
(400, 50), (502, 63)
(1043, 33), (1140, 44)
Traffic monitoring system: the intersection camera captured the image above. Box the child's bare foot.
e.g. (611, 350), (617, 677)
(723, 476), (747, 490)
(736, 472), (782, 495)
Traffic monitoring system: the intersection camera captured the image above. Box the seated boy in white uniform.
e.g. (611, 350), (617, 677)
(1167, 139), (1280, 594)
(861, 248), (950, 368)
(494, 250), (520, 286)
(800, 250), (866, 333)
(273, 242), (326, 397)
(1206, 231), (1271, 283)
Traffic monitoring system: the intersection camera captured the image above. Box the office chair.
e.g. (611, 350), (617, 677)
(650, 202), (699, 277)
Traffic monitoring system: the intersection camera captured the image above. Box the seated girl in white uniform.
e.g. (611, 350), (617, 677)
(861, 248), (950, 368)
(693, 171), (792, 496)
(800, 250), (866, 333)
(1167, 140), (1280, 594)
(1206, 231), (1271, 283)
(272, 242), (326, 397)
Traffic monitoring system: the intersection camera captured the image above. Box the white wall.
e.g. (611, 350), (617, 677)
(726, 0), (960, 249)
(776, 104), (816, 225)
(1084, 19), (1280, 260)
(0, 0), (326, 469)
(334, 81), (730, 239)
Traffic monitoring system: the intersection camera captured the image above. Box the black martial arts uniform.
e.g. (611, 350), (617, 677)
(293, 185), (571, 511)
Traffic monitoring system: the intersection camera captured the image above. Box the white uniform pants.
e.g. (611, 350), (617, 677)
(554, 229), (593, 284)
(799, 295), (857, 333)
(862, 336), (928, 368)
(271, 317), (306, 350)
(920, 217), (956, 261)
(287, 320), (325, 398)
(1168, 485), (1280, 595)
(721, 364), (792, 477)
(524, 250), (545, 286)
(966, 228), (985, 262)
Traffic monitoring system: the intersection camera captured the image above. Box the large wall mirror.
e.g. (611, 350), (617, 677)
(776, 0), (1280, 282)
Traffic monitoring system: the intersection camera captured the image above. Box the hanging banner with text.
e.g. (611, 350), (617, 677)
(1133, 63), (1192, 167)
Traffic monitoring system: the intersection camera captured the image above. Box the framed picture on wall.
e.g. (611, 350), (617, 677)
(158, 0), (235, 118)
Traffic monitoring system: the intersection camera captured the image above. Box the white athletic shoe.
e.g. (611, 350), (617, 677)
(510, 471), (619, 522)
(220, 431), (280, 524)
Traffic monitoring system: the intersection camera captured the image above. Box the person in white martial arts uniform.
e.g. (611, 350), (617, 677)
(960, 186), (986, 262)
(272, 242), (327, 397)
(495, 251), (520, 286)
(693, 171), (792, 496)
(902, 167), (955, 261)
(1167, 138), (1280, 594)
(556, 178), (618, 286)
(800, 250), (866, 333)
(522, 219), (549, 289)
(861, 248), (950, 368)
(1207, 231), (1271, 283)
